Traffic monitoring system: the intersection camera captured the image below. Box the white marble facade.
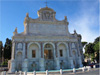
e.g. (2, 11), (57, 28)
(9, 6), (84, 72)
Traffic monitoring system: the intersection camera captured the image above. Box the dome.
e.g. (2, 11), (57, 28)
(37, 6), (55, 14)
(37, 6), (56, 21)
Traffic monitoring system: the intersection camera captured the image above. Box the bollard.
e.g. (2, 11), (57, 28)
(46, 70), (48, 75)
(93, 65), (96, 68)
(33, 71), (36, 75)
(15, 71), (17, 75)
(19, 71), (22, 75)
(60, 69), (63, 75)
(73, 68), (76, 73)
(24, 71), (27, 75)
(1, 72), (3, 75)
(3, 71), (6, 75)
(88, 66), (91, 71)
(82, 67), (85, 72)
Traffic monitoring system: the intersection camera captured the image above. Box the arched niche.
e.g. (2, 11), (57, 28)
(16, 52), (22, 71)
(58, 43), (67, 58)
(28, 43), (39, 59)
(43, 42), (55, 70)
(72, 50), (78, 68)
(44, 43), (54, 59)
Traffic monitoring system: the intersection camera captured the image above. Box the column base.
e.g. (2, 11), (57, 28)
(70, 58), (74, 68)
(39, 58), (45, 71)
(22, 59), (28, 71)
(8, 59), (16, 73)
(55, 58), (60, 70)
(78, 57), (83, 67)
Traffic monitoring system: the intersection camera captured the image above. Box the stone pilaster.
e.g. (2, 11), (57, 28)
(76, 42), (80, 56)
(24, 22), (29, 34)
(11, 41), (15, 60)
(55, 42), (58, 57)
(23, 42), (25, 59)
(78, 57), (83, 67)
(68, 42), (72, 57)
(39, 42), (45, 71)
(41, 42), (43, 58)
(25, 42), (28, 58)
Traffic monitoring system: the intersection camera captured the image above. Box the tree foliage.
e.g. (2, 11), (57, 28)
(84, 36), (100, 63)
(4, 38), (12, 59)
(0, 41), (3, 58)
(94, 36), (100, 44)
(85, 43), (94, 55)
(82, 41), (87, 47)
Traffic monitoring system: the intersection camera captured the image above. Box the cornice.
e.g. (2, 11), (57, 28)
(24, 18), (69, 25)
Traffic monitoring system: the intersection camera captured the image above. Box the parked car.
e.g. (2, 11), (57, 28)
(95, 63), (100, 68)
(88, 63), (95, 68)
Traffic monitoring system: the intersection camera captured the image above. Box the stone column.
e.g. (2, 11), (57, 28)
(55, 42), (60, 70)
(11, 41), (15, 60)
(25, 42), (28, 58)
(9, 41), (16, 72)
(55, 42), (58, 57)
(23, 42), (25, 59)
(22, 42), (28, 71)
(76, 42), (80, 56)
(66, 43), (70, 68)
(68, 42), (72, 57)
(39, 42), (45, 71)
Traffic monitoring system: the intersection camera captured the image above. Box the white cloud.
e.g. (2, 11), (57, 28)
(69, 1), (99, 43)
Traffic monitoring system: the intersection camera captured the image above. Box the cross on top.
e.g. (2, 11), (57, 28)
(45, 0), (48, 7)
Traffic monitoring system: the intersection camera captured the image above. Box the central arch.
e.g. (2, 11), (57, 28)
(28, 42), (40, 71)
(43, 42), (55, 70)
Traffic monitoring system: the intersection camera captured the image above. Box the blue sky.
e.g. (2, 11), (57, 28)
(0, 0), (99, 45)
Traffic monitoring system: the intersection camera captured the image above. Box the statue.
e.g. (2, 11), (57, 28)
(24, 13), (29, 24)
(64, 16), (67, 22)
(26, 13), (29, 17)
(15, 27), (17, 33)
(74, 30), (77, 34)
(13, 27), (18, 35)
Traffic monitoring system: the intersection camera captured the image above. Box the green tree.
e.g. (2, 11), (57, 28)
(93, 42), (100, 63)
(85, 43), (94, 55)
(84, 36), (100, 63)
(94, 36), (100, 44)
(4, 38), (12, 59)
(82, 41), (87, 47)
(0, 41), (3, 59)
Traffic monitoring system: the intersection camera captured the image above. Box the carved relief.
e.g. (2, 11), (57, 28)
(71, 42), (76, 49)
(42, 11), (53, 21)
(17, 43), (23, 50)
